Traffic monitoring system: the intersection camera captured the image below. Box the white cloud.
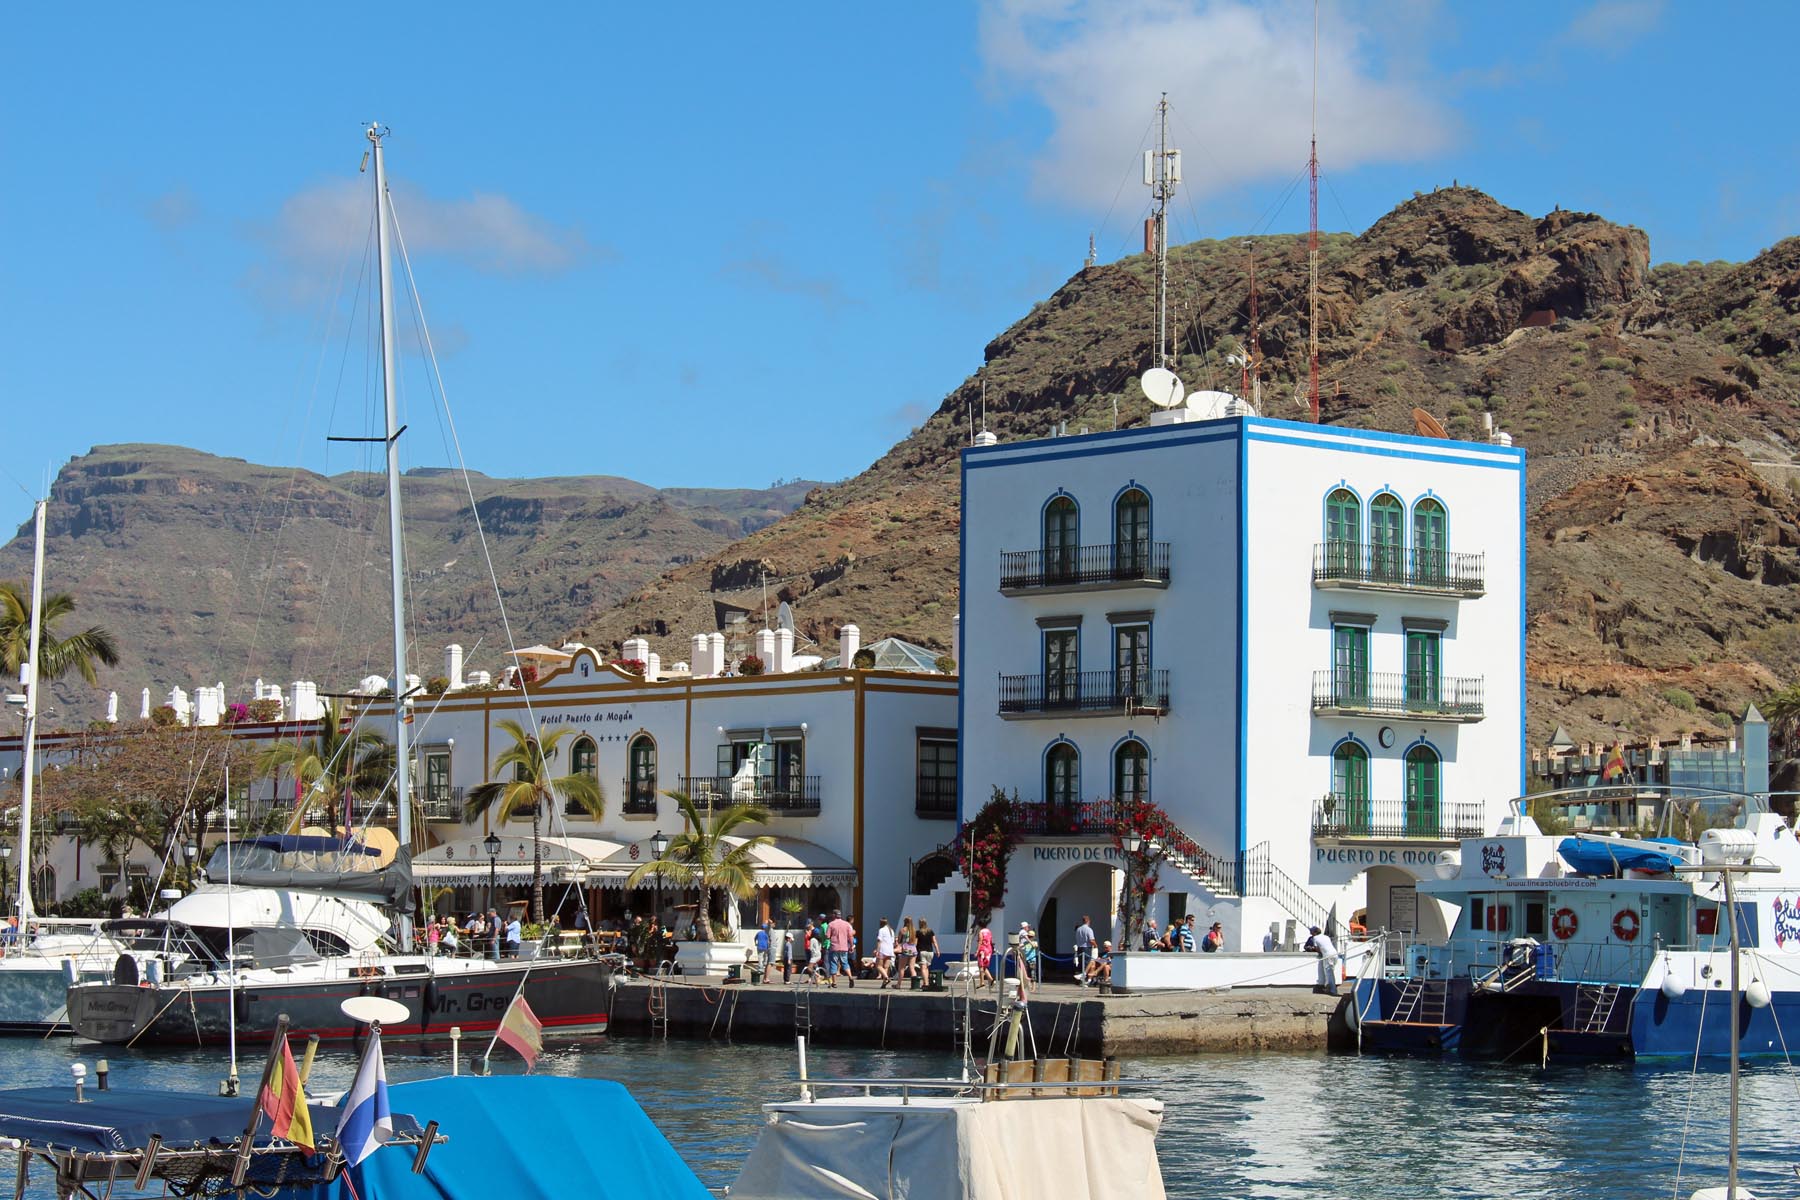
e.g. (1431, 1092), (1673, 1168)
(1560, 0), (1666, 53)
(978, 0), (1454, 211)
(261, 177), (599, 276)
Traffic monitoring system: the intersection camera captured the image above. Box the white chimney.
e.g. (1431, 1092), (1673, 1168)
(691, 634), (711, 678)
(774, 628), (794, 674)
(253, 677), (265, 700)
(973, 430), (998, 447)
(840, 624), (861, 669)
(195, 686), (221, 727)
(140, 688), (150, 720)
(952, 614), (961, 670)
(106, 691), (118, 724)
(292, 681), (324, 722)
(167, 686), (192, 726)
(467, 670), (492, 689)
(708, 633), (725, 677)
(445, 644), (465, 690)
(623, 637), (650, 667)
(645, 652), (661, 682)
(754, 629), (777, 672)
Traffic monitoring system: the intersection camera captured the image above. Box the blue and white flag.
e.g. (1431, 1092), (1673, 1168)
(335, 1029), (392, 1167)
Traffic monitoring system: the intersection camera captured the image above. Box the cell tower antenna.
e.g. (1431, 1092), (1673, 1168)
(1307, 0), (1321, 422)
(1247, 242), (1263, 409)
(1085, 231), (1097, 271)
(1143, 94), (1181, 372)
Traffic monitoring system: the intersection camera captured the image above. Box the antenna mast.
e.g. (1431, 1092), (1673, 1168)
(1248, 246), (1263, 408)
(1144, 94), (1181, 371)
(1307, 0), (1321, 422)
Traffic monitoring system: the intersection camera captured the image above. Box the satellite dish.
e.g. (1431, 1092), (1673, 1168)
(777, 601), (795, 634)
(341, 995), (410, 1026)
(1139, 368), (1186, 409)
(1187, 390), (1236, 420)
(1412, 408), (1449, 440)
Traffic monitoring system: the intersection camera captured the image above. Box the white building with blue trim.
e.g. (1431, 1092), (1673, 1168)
(955, 412), (1525, 954)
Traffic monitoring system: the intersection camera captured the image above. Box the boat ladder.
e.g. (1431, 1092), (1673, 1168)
(1575, 983), (1622, 1034)
(648, 964), (673, 1039)
(793, 977), (813, 1039)
(1389, 979), (1447, 1025)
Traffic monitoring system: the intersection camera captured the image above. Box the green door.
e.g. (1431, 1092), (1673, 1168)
(1405, 746), (1441, 838)
(1370, 493), (1404, 582)
(1325, 489), (1360, 576)
(1044, 628), (1078, 706)
(1413, 498), (1446, 585)
(1114, 489), (1150, 577)
(1332, 625), (1369, 707)
(1331, 742), (1370, 834)
(1406, 630), (1442, 711)
(1043, 497), (1079, 581)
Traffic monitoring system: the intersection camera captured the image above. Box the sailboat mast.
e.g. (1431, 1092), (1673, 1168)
(368, 124), (413, 858)
(13, 499), (46, 923)
(1725, 867), (1740, 1200)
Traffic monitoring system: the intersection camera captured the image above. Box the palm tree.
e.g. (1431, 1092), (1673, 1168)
(463, 720), (604, 922)
(1764, 683), (1800, 760)
(626, 791), (772, 943)
(254, 700), (395, 834)
(0, 582), (120, 685)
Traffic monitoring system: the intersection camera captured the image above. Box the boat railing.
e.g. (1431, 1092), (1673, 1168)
(1504, 783), (1773, 839)
(787, 1073), (1153, 1105)
(1438, 937), (1662, 988)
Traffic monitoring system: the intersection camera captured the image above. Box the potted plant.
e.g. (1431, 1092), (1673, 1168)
(738, 654), (765, 676)
(628, 791), (771, 976)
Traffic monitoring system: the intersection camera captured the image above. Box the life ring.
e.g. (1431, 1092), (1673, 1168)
(1552, 908), (1579, 940)
(1612, 909), (1641, 942)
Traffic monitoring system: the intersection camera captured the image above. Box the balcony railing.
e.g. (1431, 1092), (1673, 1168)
(1009, 797), (1126, 837)
(1312, 543), (1485, 596)
(679, 774), (822, 816)
(998, 669), (1169, 717)
(620, 777), (659, 816)
(1311, 795), (1486, 841)
(999, 542), (1171, 593)
(1311, 670), (1484, 722)
(419, 788), (465, 822)
(916, 774), (958, 819)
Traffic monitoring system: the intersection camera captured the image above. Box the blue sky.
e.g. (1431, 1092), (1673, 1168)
(4, 2), (1797, 536)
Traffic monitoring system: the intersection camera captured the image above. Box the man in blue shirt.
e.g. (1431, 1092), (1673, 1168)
(754, 921), (772, 979)
(503, 914), (522, 958)
(1175, 916), (1196, 953)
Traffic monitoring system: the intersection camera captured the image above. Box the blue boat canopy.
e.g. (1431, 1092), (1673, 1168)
(283, 1076), (709, 1200)
(1557, 836), (1685, 877)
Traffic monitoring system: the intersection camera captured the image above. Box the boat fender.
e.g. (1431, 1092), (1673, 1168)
(1612, 909), (1640, 942)
(423, 979), (439, 1024)
(1551, 908), (1579, 940)
(233, 987), (248, 1023)
(1747, 979), (1771, 1009)
(1661, 971), (1687, 999)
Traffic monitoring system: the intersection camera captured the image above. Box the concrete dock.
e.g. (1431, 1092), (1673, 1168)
(605, 976), (1348, 1057)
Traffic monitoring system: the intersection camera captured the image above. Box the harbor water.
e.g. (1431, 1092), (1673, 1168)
(2, 1035), (1790, 1198)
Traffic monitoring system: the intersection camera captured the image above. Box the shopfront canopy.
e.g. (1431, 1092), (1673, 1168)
(410, 833), (857, 890)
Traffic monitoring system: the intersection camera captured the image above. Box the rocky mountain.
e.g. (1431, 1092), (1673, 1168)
(0, 444), (815, 720)
(580, 187), (1800, 747)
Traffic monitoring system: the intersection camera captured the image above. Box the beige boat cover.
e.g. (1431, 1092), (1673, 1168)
(730, 1096), (1165, 1200)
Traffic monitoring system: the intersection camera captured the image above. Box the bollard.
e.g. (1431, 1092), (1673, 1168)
(96, 1060), (109, 1091)
(71, 1063), (87, 1104)
(450, 1027), (462, 1076)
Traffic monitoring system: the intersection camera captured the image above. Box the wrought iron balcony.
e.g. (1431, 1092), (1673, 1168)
(679, 774), (821, 816)
(1311, 795), (1486, 841)
(998, 669), (1169, 718)
(1312, 543), (1485, 597)
(1311, 670), (1484, 722)
(419, 788), (465, 822)
(999, 542), (1171, 594)
(1008, 797), (1125, 837)
(620, 777), (659, 816)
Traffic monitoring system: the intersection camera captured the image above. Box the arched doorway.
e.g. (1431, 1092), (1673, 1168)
(1037, 862), (1113, 967)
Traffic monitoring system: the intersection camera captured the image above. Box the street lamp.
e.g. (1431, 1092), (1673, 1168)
(183, 842), (198, 889)
(649, 829), (670, 928)
(484, 832), (502, 916)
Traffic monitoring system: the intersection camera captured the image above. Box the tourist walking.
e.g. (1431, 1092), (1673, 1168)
(875, 918), (896, 987)
(1203, 921), (1224, 953)
(897, 917), (917, 982)
(976, 925), (995, 987)
(826, 910), (856, 988)
(487, 909), (503, 961)
(755, 921), (773, 980)
(1176, 915), (1196, 953)
(1140, 918), (1159, 952)
(1073, 914), (1097, 985)
(917, 921), (938, 983)
(503, 912), (522, 959)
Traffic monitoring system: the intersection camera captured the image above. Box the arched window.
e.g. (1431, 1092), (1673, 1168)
(1330, 742), (1370, 835)
(1324, 488), (1360, 575)
(1370, 492), (1404, 581)
(1045, 742), (1079, 810)
(566, 736), (599, 815)
(1413, 497), (1447, 584)
(1043, 495), (1079, 582)
(1113, 739), (1149, 805)
(626, 734), (658, 814)
(1113, 488), (1151, 577)
(1404, 744), (1442, 838)
(33, 866), (55, 905)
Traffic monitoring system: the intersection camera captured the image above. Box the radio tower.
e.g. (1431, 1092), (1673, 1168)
(1144, 94), (1181, 371)
(1306, 0), (1321, 422)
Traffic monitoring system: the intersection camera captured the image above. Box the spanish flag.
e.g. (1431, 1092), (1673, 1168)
(496, 992), (544, 1071)
(259, 1036), (315, 1153)
(1602, 742), (1628, 782)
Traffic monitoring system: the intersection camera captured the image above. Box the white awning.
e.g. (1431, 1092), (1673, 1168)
(409, 833), (857, 890)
